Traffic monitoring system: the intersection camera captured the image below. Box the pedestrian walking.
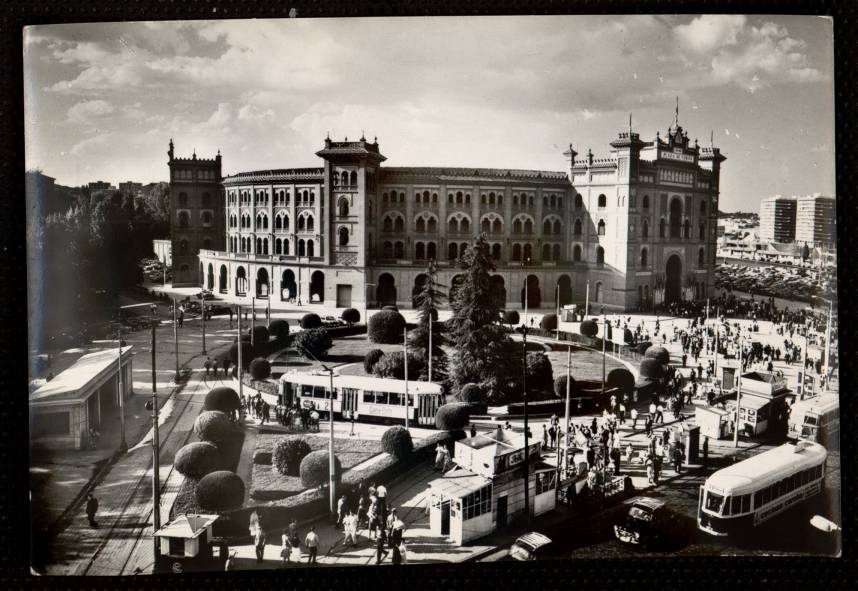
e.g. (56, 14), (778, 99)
(204, 357), (212, 376)
(618, 403), (626, 425)
(376, 482), (388, 518)
(673, 445), (684, 474)
(702, 436), (709, 468)
(375, 526), (389, 564)
(304, 526), (319, 565)
(85, 492), (99, 528)
(542, 425), (549, 449)
(337, 494), (348, 528)
(548, 424), (557, 449)
(281, 528), (293, 564)
(655, 403), (664, 424)
(342, 511), (359, 547)
(630, 407), (639, 429)
(178, 307), (184, 328)
(470, 423), (477, 438)
(254, 527), (266, 562)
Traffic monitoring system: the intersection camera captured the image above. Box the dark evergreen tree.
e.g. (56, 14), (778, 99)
(409, 261), (449, 382)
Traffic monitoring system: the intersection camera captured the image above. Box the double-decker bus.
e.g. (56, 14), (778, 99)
(787, 394), (839, 445)
(278, 371), (444, 426)
(698, 441), (827, 536)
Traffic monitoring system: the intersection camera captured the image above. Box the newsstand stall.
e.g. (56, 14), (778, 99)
(153, 514), (226, 573)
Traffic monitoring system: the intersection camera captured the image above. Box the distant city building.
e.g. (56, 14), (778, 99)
(795, 194), (836, 246)
(88, 180), (114, 193)
(194, 105), (723, 311)
(167, 140), (224, 287)
(759, 195), (796, 243)
(152, 239), (172, 266)
(26, 170), (75, 217)
(118, 181), (143, 197)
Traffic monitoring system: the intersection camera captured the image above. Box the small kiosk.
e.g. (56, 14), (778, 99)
(728, 371), (791, 437)
(153, 514), (226, 573)
(428, 426), (554, 545)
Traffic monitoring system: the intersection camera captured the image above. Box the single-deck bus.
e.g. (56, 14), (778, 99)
(788, 394), (839, 445)
(698, 441), (827, 536)
(278, 372), (444, 426)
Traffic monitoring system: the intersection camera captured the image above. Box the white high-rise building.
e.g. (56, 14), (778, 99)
(759, 195), (797, 243)
(795, 194), (836, 246)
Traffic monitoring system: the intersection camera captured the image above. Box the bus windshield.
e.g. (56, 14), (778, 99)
(705, 491), (725, 514)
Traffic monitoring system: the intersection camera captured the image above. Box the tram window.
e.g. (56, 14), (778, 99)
(731, 496), (741, 515)
(363, 391), (375, 403)
(754, 491), (763, 508)
(408, 394), (415, 406)
(805, 416), (818, 425)
(741, 494), (750, 513)
(762, 487), (772, 505)
(375, 392), (389, 405)
(302, 385), (314, 398)
(312, 386), (325, 398)
(388, 392), (401, 406)
(705, 491), (724, 513)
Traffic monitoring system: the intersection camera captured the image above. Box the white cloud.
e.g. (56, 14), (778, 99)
(66, 99), (115, 124)
(674, 15), (746, 53)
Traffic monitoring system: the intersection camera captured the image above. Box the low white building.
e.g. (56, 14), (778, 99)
(427, 426), (556, 545)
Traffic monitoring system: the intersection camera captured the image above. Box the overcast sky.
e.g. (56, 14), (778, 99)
(24, 15), (834, 212)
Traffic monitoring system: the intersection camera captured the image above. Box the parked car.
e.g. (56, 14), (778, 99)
(613, 496), (684, 550)
(509, 532), (553, 561)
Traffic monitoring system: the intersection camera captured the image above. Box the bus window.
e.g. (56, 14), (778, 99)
(388, 392), (401, 406)
(363, 390), (375, 403)
(376, 392), (389, 405)
(705, 491), (724, 513)
(302, 385), (314, 398)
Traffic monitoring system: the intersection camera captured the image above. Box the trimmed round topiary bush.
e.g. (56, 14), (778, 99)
(637, 341), (653, 355)
(195, 471), (245, 512)
(607, 368), (635, 394)
(364, 349), (385, 374)
(503, 310), (520, 325)
(580, 319), (599, 338)
(639, 358), (665, 379)
(435, 402), (471, 432)
(382, 305), (399, 312)
(372, 351), (424, 380)
(175, 441), (220, 479)
(341, 308), (361, 325)
(268, 319), (290, 342)
(456, 383), (485, 404)
(644, 346), (670, 365)
(293, 328), (333, 360)
(368, 309), (407, 344)
(300, 313), (322, 329)
(193, 410), (234, 444)
(381, 426), (414, 459)
(203, 386), (240, 413)
(623, 328), (633, 344)
(249, 325), (270, 347)
(299, 450), (343, 488)
(540, 313), (558, 331)
(553, 374), (577, 399)
(229, 341), (254, 369)
(249, 357), (272, 380)
(273, 437), (312, 476)
(526, 351), (554, 393)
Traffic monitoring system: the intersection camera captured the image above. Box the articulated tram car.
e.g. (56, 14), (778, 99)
(278, 372), (445, 426)
(698, 441), (827, 536)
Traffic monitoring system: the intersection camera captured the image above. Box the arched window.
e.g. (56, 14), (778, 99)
(523, 219), (533, 235)
(553, 244), (561, 261)
(275, 238), (282, 254)
(465, 193), (471, 205)
(448, 242), (458, 260)
(456, 191), (463, 205)
(383, 241), (393, 258)
(640, 248), (648, 268)
(340, 171), (348, 187)
(528, 196), (534, 207)
(598, 194), (607, 208)
(427, 242), (437, 260)
(597, 219), (606, 235)
(699, 222), (706, 239)
(698, 247), (706, 267)
(542, 244), (552, 261)
(448, 193), (454, 204)
(298, 216), (306, 231)
(283, 238), (289, 255)
(350, 171), (358, 187)
(575, 194), (583, 210)
(178, 192), (188, 207)
(274, 215), (282, 230)
(338, 198), (349, 217)
(642, 219), (649, 239)
(338, 226), (349, 246)
(417, 218), (426, 233)
(178, 211), (189, 228)
(513, 219), (522, 234)
(594, 282), (602, 302)
(482, 218), (491, 234)
(513, 194), (519, 206)
(383, 216), (393, 232)
(416, 242), (425, 260)
(574, 219), (582, 236)
(433, 193), (438, 203)
(523, 243), (532, 261)
(543, 196), (549, 207)
(307, 215), (315, 232)
(553, 220), (561, 235)
(512, 243), (522, 261)
(461, 218), (470, 233)
(492, 243), (502, 260)
(428, 217), (437, 233)
(573, 244), (582, 262)
(643, 195), (650, 209)
(394, 241), (404, 258)
(596, 246), (605, 265)
(423, 190), (430, 204)
(394, 216), (404, 233)
(492, 219), (502, 234)
(307, 239), (315, 257)
(543, 220), (551, 235)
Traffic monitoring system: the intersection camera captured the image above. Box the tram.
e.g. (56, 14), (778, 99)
(697, 441), (827, 536)
(278, 371), (445, 426)
(787, 394), (839, 445)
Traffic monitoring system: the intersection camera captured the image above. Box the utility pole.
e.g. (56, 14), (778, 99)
(428, 318), (433, 383)
(802, 320), (811, 398)
(251, 297), (256, 347)
(824, 300), (833, 388)
(328, 366), (336, 514)
(149, 306), (161, 556)
(365, 283), (375, 341)
(563, 345), (572, 475)
(714, 307), (720, 377)
(172, 299), (179, 383)
(601, 307), (607, 397)
(556, 283), (561, 341)
(733, 337), (743, 448)
(200, 296), (207, 355)
(116, 327), (127, 453)
(522, 279), (530, 524)
(237, 305), (244, 401)
(585, 280), (590, 317)
(403, 326), (410, 431)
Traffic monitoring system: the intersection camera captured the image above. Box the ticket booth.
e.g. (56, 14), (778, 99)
(154, 514), (224, 573)
(695, 406), (731, 440)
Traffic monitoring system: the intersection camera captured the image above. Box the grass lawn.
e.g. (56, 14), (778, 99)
(250, 433), (383, 501)
(543, 343), (627, 383)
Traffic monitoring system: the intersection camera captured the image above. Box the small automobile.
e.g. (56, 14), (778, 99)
(613, 496), (682, 549)
(509, 532), (553, 561)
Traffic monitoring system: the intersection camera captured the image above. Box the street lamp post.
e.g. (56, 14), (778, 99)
(172, 299), (180, 383)
(149, 305), (161, 557)
(403, 326), (410, 431)
(237, 305), (244, 402)
(200, 294), (207, 355)
(601, 307), (607, 397)
(364, 283), (376, 341)
(115, 325), (127, 453)
(734, 337), (744, 448)
(522, 278), (531, 524)
(563, 345), (572, 475)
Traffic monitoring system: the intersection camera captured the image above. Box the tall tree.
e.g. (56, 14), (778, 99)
(409, 261), (448, 382)
(448, 235), (521, 400)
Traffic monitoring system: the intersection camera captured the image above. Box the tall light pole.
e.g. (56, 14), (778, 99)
(601, 306), (607, 397)
(555, 282), (561, 341)
(115, 325), (127, 453)
(824, 299), (833, 387)
(237, 305), (244, 401)
(365, 283), (376, 341)
(563, 345), (572, 475)
(200, 294), (207, 355)
(403, 326), (410, 431)
(522, 277), (530, 524)
(172, 299), (180, 383)
(733, 337), (744, 448)
(585, 280), (590, 317)
(148, 305), (161, 557)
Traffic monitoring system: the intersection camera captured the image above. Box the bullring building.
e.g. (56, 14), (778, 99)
(186, 109), (724, 312)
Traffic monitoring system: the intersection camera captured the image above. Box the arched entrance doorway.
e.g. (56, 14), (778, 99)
(412, 274), (428, 308)
(235, 266), (247, 296)
(219, 265), (227, 293)
(257, 268), (269, 298)
(377, 273), (396, 307)
(207, 263), (214, 290)
(310, 271), (324, 303)
(557, 274), (572, 307)
(281, 270), (297, 301)
(490, 275), (506, 309)
(665, 255), (682, 304)
(521, 275), (540, 308)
